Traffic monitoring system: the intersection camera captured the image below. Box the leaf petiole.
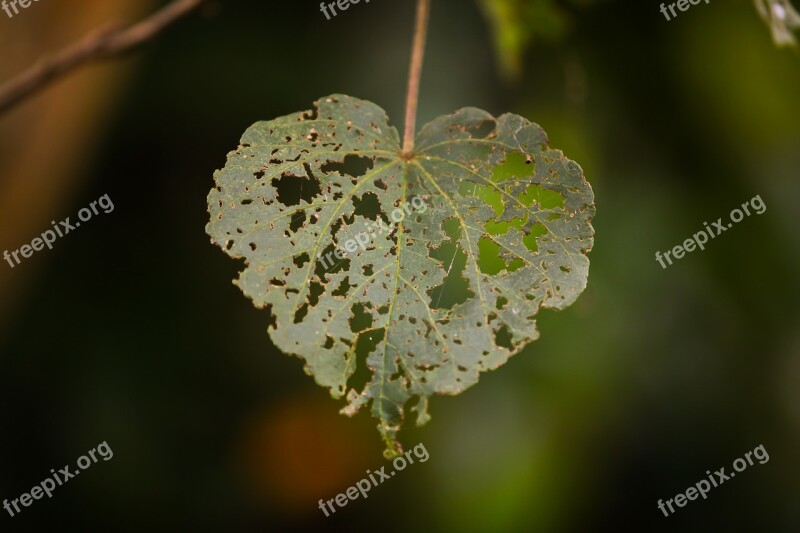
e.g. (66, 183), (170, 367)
(401, 0), (432, 159)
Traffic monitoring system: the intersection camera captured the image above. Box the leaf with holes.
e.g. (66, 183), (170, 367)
(207, 94), (594, 457)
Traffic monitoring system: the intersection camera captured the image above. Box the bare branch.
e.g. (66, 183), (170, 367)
(0, 0), (204, 115)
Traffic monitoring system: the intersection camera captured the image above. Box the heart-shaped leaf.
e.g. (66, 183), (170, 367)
(207, 94), (594, 456)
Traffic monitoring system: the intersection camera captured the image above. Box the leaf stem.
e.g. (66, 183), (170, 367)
(401, 0), (431, 159)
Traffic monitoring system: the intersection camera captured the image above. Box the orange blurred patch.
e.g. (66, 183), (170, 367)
(236, 394), (372, 513)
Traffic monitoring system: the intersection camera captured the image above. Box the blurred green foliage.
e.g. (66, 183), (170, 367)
(478, 0), (603, 80)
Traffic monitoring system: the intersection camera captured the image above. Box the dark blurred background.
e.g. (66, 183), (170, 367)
(0, 0), (798, 531)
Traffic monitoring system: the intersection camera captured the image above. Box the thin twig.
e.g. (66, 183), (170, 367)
(0, 0), (204, 115)
(401, 0), (431, 159)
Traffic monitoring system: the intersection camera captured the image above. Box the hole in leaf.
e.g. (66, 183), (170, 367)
(520, 184), (565, 210)
(293, 253), (310, 268)
(347, 328), (386, 394)
(477, 237), (505, 275)
(353, 191), (383, 221)
(459, 181), (503, 217)
(321, 155), (374, 178)
(522, 223), (548, 253)
(428, 218), (474, 309)
(349, 303), (373, 333)
(491, 151), (535, 184)
(272, 167), (322, 206)
(294, 303), (309, 324)
(332, 276), (351, 297)
(302, 106), (319, 120)
(467, 119), (496, 139)
(308, 281), (325, 306)
(507, 258), (524, 272)
(495, 324), (514, 350)
(289, 210), (306, 233)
